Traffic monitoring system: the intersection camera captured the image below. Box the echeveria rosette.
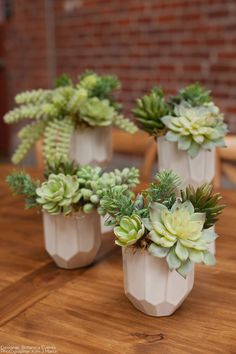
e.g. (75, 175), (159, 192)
(161, 102), (228, 158)
(36, 174), (81, 215)
(147, 200), (217, 277)
(114, 215), (145, 246)
(79, 97), (115, 127)
(79, 73), (99, 91)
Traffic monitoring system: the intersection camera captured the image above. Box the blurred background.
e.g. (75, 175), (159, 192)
(0, 0), (235, 187)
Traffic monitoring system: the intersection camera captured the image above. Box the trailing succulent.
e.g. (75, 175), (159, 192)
(132, 83), (228, 157)
(6, 163), (139, 216)
(4, 71), (138, 165)
(100, 170), (225, 277)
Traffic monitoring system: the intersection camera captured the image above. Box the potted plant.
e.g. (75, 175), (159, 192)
(100, 170), (225, 317)
(4, 71), (138, 167)
(7, 162), (139, 269)
(133, 83), (228, 187)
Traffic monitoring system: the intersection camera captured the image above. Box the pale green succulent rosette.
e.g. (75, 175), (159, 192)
(79, 97), (115, 127)
(114, 215), (145, 247)
(147, 200), (217, 277)
(36, 173), (81, 215)
(79, 73), (99, 91)
(161, 102), (228, 158)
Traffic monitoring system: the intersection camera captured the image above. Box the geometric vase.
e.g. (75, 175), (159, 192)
(158, 136), (216, 253)
(158, 136), (215, 189)
(43, 211), (101, 269)
(69, 126), (113, 167)
(122, 248), (195, 317)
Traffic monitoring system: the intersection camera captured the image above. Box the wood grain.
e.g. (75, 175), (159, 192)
(0, 164), (235, 353)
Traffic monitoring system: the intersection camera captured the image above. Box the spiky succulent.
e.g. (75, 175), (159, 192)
(170, 83), (211, 107)
(4, 71), (137, 164)
(132, 87), (170, 136)
(36, 174), (81, 215)
(147, 200), (217, 276)
(114, 215), (145, 246)
(6, 171), (39, 209)
(145, 170), (182, 208)
(181, 183), (225, 229)
(162, 102), (227, 157)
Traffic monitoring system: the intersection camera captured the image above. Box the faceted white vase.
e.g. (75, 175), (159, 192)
(69, 126), (112, 167)
(122, 248), (194, 317)
(43, 211), (101, 269)
(158, 137), (215, 188)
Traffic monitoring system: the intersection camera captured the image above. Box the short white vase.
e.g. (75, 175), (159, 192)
(158, 137), (215, 188)
(69, 126), (112, 167)
(122, 248), (194, 317)
(43, 211), (101, 269)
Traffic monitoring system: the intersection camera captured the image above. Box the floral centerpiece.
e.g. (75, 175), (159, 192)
(100, 170), (225, 316)
(7, 162), (139, 269)
(4, 71), (138, 166)
(133, 83), (228, 187)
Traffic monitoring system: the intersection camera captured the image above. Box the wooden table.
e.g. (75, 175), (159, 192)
(0, 165), (235, 354)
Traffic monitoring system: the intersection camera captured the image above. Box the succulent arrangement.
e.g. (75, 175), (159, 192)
(100, 170), (225, 277)
(133, 83), (228, 157)
(4, 71), (138, 165)
(7, 162), (139, 216)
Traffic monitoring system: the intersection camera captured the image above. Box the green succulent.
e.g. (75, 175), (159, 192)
(170, 83), (211, 107)
(162, 102), (228, 157)
(4, 71), (137, 164)
(79, 97), (116, 126)
(133, 87), (170, 136)
(79, 73), (100, 91)
(181, 184), (225, 229)
(147, 200), (217, 276)
(44, 159), (79, 179)
(6, 171), (39, 209)
(36, 174), (81, 215)
(114, 215), (145, 246)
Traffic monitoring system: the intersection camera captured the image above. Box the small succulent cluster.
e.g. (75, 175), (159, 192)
(101, 170), (225, 277)
(4, 71), (137, 165)
(7, 164), (140, 216)
(133, 83), (228, 157)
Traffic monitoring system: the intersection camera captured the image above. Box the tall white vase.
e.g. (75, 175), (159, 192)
(43, 211), (101, 269)
(122, 248), (194, 317)
(158, 137), (216, 253)
(69, 126), (112, 167)
(158, 137), (215, 188)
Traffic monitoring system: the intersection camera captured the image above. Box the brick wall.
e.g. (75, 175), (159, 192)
(4, 0), (236, 132)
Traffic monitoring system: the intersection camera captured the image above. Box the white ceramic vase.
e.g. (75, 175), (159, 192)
(69, 126), (112, 167)
(122, 248), (194, 317)
(158, 137), (215, 188)
(43, 211), (101, 269)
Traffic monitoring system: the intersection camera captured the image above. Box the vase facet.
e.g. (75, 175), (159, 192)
(122, 248), (194, 317)
(158, 137), (215, 188)
(43, 211), (101, 269)
(69, 126), (112, 167)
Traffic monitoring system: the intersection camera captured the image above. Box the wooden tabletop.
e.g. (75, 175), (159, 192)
(0, 165), (235, 354)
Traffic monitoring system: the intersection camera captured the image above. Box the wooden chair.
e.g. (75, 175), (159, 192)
(214, 135), (236, 188)
(112, 129), (157, 182)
